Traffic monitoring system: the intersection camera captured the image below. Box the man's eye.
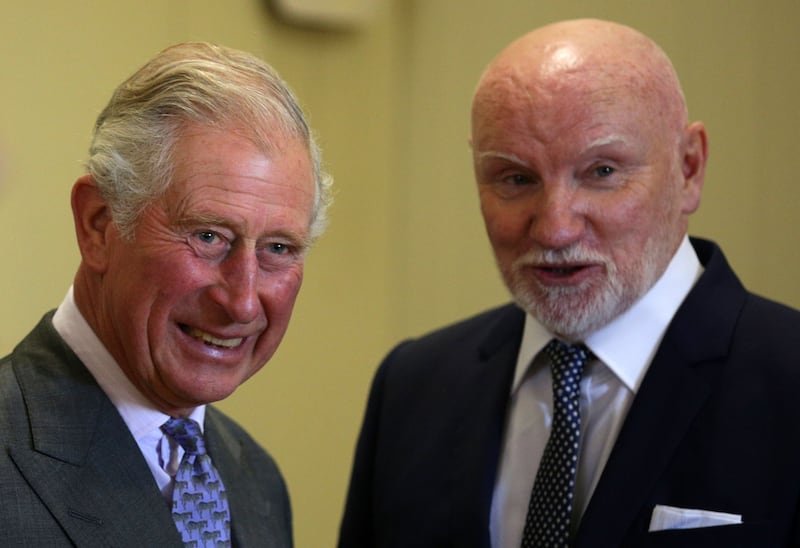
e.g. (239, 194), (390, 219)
(505, 174), (532, 185)
(196, 231), (219, 244)
(269, 243), (289, 255)
(593, 165), (615, 177)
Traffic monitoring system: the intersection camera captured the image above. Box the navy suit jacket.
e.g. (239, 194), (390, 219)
(339, 238), (800, 547)
(0, 312), (292, 547)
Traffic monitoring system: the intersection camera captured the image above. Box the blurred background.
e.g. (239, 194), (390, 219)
(1, 1), (798, 545)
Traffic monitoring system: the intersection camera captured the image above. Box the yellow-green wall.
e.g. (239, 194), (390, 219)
(1, 1), (798, 546)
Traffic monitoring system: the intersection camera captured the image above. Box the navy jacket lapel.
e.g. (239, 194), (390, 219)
(9, 317), (181, 547)
(575, 239), (748, 547)
(448, 305), (523, 547)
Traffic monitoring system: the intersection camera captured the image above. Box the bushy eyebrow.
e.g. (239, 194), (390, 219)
(173, 211), (231, 229)
(477, 135), (630, 166)
(583, 134), (630, 151)
(476, 151), (530, 167)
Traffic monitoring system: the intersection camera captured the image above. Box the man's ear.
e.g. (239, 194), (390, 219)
(679, 121), (708, 215)
(71, 174), (115, 273)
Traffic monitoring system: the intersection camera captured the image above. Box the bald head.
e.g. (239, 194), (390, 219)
(472, 19), (688, 140)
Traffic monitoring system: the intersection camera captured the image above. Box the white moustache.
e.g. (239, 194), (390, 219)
(512, 246), (609, 268)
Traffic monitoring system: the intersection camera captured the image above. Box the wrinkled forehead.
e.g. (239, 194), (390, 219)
(473, 63), (649, 134)
(470, 72), (686, 172)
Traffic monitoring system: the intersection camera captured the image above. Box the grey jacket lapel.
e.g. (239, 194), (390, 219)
(205, 407), (290, 547)
(9, 316), (181, 547)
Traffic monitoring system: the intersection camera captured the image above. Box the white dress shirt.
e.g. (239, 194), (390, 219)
(490, 236), (703, 548)
(52, 287), (205, 500)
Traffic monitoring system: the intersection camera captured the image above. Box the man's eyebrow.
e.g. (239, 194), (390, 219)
(583, 134), (629, 150)
(267, 229), (312, 249)
(172, 211), (233, 229)
(476, 151), (530, 166)
(475, 136), (631, 171)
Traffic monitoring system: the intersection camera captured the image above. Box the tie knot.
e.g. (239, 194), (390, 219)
(162, 417), (206, 455)
(543, 338), (592, 386)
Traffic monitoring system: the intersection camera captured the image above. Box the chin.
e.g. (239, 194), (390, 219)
(512, 282), (626, 338)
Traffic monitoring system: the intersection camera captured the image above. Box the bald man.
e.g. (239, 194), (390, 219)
(338, 19), (800, 548)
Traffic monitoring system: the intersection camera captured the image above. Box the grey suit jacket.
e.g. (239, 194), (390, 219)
(0, 312), (292, 547)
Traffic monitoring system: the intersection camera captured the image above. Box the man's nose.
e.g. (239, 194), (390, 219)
(209, 245), (260, 324)
(528, 185), (585, 250)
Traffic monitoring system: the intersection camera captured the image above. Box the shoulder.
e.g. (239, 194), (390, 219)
(743, 290), (800, 322)
(689, 239), (800, 383)
(693, 237), (800, 336)
(0, 312), (93, 439)
(688, 237), (800, 336)
(384, 303), (523, 363)
(369, 303), (523, 394)
(735, 292), (800, 362)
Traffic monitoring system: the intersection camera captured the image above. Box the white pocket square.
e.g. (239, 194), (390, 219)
(648, 504), (742, 532)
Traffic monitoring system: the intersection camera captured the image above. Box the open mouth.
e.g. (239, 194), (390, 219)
(540, 264), (589, 276)
(543, 266), (584, 274)
(180, 325), (244, 349)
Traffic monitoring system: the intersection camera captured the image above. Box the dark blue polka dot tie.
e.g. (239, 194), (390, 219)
(521, 339), (593, 548)
(162, 417), (232, 547)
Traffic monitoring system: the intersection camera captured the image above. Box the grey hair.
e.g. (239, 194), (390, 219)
(86, 42), (332, 242)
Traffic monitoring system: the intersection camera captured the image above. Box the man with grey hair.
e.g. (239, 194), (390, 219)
(339, 19), (800, 548)
(0, 42), (331, 547)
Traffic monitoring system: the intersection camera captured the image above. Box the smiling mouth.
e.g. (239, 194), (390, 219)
(180, 325), (244, 348)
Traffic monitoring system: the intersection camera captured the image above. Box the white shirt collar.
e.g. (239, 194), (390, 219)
(52, 286), (205, 439)
(511, 236), (703, 393)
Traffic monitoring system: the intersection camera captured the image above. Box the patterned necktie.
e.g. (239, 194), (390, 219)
(520, 339), (593, 548)
(162, 417), (232, 547)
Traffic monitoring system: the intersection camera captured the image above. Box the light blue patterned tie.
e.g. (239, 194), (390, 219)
(162, 417), (232, 547)
(521, 339), (593, 548)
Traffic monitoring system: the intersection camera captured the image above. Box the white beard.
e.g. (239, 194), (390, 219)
(501, 242), (665, 340)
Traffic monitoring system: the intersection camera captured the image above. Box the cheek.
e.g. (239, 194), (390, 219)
(146, 250), (215, 298)
(596, 192), (672, 265)
(138, 261), (210, 340)
(251, 269), (304, 361)
(480, 196), (526, 245)
(260, 267), (305, 316)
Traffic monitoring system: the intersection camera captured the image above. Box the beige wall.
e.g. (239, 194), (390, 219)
(1, 1), (798, 546)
